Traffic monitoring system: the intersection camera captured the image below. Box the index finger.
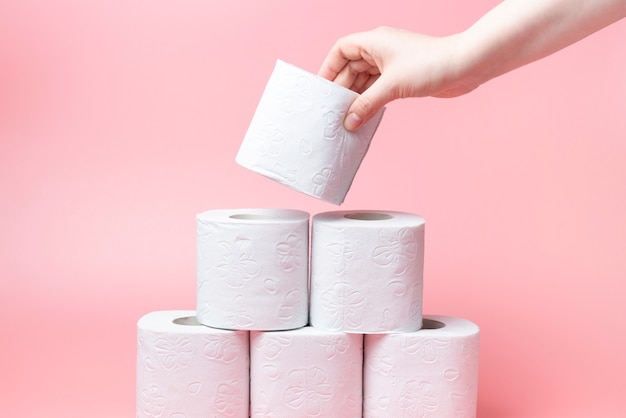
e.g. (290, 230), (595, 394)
(317, 32), (370, 81)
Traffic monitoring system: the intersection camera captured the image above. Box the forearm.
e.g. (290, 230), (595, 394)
(458, 0), (626, 87)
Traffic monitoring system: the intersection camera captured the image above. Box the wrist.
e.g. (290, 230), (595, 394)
(428, 32), (487, 98)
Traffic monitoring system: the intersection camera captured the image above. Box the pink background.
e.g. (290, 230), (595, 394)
(1, 1), (625, 417)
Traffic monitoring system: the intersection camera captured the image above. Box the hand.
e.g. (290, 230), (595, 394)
(318, 26), (481, 130)
(318, 1), (626, 131)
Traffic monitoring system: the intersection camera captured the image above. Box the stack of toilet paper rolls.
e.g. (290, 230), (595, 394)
(136, 60), (479, 417)
(136, 208), (479, 417)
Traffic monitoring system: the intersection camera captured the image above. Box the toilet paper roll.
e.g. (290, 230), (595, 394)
(363, 315), (480, 418)
(197, 208), (309, 330)
(250, 326), (363, 418)
(236, 59), (385, 205)
(136, 310), (249, 418)
(310, 210), (425, 333)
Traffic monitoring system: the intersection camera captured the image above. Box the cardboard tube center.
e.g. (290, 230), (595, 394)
(173, 316), (203, 326)
(344, 212), (393, 221)
(230, 214), (279, 220)
(421, 319), (446, 329)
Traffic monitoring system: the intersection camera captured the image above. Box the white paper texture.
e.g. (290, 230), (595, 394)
(310, 210), (425, 333)
(363, 315), (480, 418)
(236, 59), (385, 205)
(197, 208), (310, 330)
(136, 310), (250, 418)
(250, 326), (363, 418)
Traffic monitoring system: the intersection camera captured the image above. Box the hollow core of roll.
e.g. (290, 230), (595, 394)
(229, 214), (279, 220)
(344, 212), (393, 221)
(421, 318), (446, 330)
(173, 316), (203, 326)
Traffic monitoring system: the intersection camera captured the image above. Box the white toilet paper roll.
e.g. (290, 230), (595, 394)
(363, 315), (480, 418)
(250, 326), (363, 418)
(197, 208), (309, 331)
(136, 310), (250, 418)
(236, 59), (385, 205)
(310, 210), (425, 333)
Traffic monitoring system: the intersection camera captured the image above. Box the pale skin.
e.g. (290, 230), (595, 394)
(318, 0), (626, 130)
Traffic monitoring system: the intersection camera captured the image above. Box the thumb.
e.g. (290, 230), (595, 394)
(343, 78), (394, 131)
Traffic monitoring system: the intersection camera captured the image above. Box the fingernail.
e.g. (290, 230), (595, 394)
(344, 112), (362, 131)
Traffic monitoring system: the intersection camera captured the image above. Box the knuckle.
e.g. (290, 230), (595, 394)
(357, 94), (376, 116)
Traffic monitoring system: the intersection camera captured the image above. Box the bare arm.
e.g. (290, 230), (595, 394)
(318, 0), (626, 130)
(459, 0), (626, 91)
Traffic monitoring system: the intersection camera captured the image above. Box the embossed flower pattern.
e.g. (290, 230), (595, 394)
(319, 336), (350, 360)
(272, 162), (298, 184)
(224, 295), (254, 328)
(256, 335), (291, 360)
(372, 227), (418, 275)
(277, 289), (301, 322)
(321, 107), (354, 169)
(138, 312), (250, 418)
(398, 381), (439, 417)
(186, 381), (202, 395)
(326, 241), (355, 275)
(401, 336), (451, 363)
(367, 352), (395, 376)
(283, 367), (333, 416)
(203, 335), (242, 363)
(275, 74), (313, 114)
(298, 137), (313, 155)
(256, 124), (285, 157)
(312, 167), (338, 199)
(275, 234), (302, 271)
(321, 282), (365, 329)
(215, 380), (245, 417)
(154, 336), (194, 371)
(321, 108), (346, 143)
(238, 59), (384, 204)
(378, 308), (399, 331)
(387, 280), (407, 296)
(140, 385), (167, 418)
(214, 237), (260, 287)
(451, 392), (472, 416)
